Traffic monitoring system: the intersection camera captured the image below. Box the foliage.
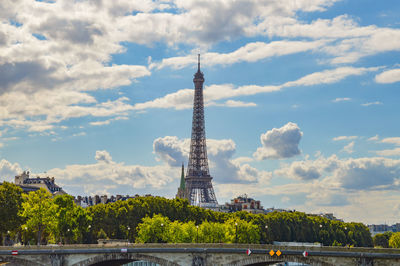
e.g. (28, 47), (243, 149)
(0, 189), (374, 246)
(373, 232), (393, 248)
(97, 228), (108, 240)
(20, 188), (57, 245)
(135, 214), (170, 243)
(167, 220), (196, 243)
(136, 215), (260, 244)
(389, 232), (400, 248)
(224, 218), (260, 244)
(53, 194), (92, 244)
(0, 182), (24, 235)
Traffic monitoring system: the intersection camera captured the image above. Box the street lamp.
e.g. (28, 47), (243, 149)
(196, 225), (199, 243)
(127, 226), (130, 242)
(264, 225), (268, 244)
(67, 228), (70, 244)
(235, 222), (238, 243)
(160, 223), (164, 243)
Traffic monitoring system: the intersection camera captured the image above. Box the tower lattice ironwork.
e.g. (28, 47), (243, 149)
(185, 54), (218, 206)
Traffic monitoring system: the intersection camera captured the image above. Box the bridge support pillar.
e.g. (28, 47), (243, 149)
(50, 254), (64, 266)
(358, 257), (373, 266)
(192, 255), (206, 266)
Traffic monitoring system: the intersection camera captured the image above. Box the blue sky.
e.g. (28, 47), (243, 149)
(1, 0), (400, 224)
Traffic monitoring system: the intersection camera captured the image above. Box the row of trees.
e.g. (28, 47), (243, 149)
(0, 182), (373, 246)
(373, 232), (400, 248)
(135, 214), (260, 243)
(0, 182), (92, 245)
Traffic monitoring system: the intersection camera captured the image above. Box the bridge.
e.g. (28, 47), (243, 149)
(1, 243), (400, 266)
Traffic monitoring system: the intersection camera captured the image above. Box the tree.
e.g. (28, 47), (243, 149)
(374, 232), (392, 248)
(167, 220), (196, 243)
(225, 218), (260, 244)
(53, 194), (92, 244)
(136, 214), (170, 243)
(20, 188), (57, 245)
(0, 182), (24, 243)
(198, 221), (226, 243)
(389, 232), (400, 248)
(53, 194), (75, 244)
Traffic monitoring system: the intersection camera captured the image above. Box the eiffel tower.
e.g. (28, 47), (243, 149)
(184, 54), (218, 207)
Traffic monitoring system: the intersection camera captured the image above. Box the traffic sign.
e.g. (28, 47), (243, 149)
(303, 251), (308, 257)
(246, 249), (251, 256)
(276, 250), (281, 256)
(121, 248), (127, 253)
(11, 251), (18, 256)
(269, 250), (275, 256)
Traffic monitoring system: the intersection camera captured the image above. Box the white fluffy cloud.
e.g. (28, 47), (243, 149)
(150, 40), (325, 70)
(333, 136), (358, 141)
(149, 12), (400, 68)
(153, 136), (190, 167)
(341, 141), (355, 154)
(254, 122), (303, 160)
(1, 0), (396, 132)
(332, 97), (351, 103)
(0, 159), (23, 182)
(47, 150), (177, 196)
(381, 137), (400, 146)
(95, 150), (113, 164)
(0, 0), (154, 132)
(276, 154), (400, 190)
(375, 68), (400, 84)
(134, 66), (377, 111)
(0, 91), (136, 132)
(376, 148), (400, 157)
(375, 137), (400, 157)
(361, 101), (382, 107)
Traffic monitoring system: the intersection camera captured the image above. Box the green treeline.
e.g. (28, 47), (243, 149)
(0, 182), (373, 246)
(373, 232), (400, 248)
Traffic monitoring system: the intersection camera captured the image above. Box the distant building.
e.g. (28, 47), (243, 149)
(265, 207), (294, 213)
(368, 223), (400, 236)
(14, 171), (66, 195)
(308, 212), (343, 222)
(73, 194), (151, 207)
(175, 163), (186, 199)
(224, 194), (264, 214)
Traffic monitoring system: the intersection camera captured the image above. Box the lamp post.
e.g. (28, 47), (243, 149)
(127, 226), (130, 243)
(235, 222), (238, 243)
(160, 223), (164, 243)
(264, 225), (268, 244)
(196, 225), (199, 243)
(24, 227), (28, 246)
(67, 228), (70, 244)
(87, 225), (92, 244)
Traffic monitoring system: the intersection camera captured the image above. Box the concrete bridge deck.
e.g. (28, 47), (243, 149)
(1, 243), (400, 266)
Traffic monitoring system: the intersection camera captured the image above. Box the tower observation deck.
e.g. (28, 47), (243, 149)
(185, 54), (218, 207)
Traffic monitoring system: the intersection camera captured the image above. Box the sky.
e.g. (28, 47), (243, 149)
(1, 0), (400, 224)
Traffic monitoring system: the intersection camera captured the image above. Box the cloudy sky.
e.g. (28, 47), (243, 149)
(1, 0), (400, 224)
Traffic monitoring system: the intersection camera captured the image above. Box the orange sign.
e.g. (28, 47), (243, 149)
(269, 250), (275, 256)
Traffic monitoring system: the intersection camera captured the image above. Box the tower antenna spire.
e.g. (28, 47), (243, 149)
(198, 54), (200, 71)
